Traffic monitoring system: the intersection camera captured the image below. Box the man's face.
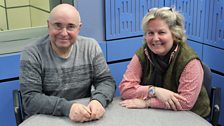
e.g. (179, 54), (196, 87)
(48, 12), (80, 51)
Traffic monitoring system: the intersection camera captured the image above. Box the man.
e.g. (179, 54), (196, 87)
(20, 4), (116, 122)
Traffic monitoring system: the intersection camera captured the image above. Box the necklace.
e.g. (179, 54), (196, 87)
(64, 45), (73, 58)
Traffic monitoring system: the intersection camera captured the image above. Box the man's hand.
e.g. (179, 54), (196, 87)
(87, 100), (105, 120)
(69, 103), (91, 122)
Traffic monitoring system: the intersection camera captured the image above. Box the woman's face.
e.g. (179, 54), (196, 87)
(144, 18), (174, 56)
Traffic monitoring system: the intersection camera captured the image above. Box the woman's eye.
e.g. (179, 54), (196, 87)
(147, 32), (153, 35)
(159, 32), (166, 35)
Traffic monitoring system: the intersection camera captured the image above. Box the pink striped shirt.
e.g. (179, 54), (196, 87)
(119, 54), (204, 110)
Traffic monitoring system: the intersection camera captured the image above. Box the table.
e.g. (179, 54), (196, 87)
(19, 97), (212, 126)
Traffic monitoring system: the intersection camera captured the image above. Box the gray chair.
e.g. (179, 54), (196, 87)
(12, 89), (24, 125)
(202, 63), (221, 126)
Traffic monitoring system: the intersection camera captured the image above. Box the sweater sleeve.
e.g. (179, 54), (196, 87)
(20, 49), (73, 118)
(90, 40), (116, 108)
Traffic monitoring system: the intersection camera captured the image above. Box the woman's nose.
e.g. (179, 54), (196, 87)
(152, 34), (159, 41)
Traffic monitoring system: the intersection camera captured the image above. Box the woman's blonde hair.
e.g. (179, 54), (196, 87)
(142, 7), (187, 42)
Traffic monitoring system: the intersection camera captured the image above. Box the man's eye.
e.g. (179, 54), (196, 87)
(68, 25), (76, 29)
(67, 25), (77, 30)
(54, 23), (62, 29)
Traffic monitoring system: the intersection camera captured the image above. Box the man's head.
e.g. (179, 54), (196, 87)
(47, 4), (81, 52)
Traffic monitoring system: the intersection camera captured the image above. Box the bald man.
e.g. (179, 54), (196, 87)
(20, 4), (116, 122)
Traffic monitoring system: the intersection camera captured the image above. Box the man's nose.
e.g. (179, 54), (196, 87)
(60, 27), (68, 35)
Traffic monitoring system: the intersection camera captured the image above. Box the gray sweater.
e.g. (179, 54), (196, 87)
(20, 35), (116, 118)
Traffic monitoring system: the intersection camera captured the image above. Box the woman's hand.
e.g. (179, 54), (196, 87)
(155, 87), (187, 110)
(120, 98), (148, 109)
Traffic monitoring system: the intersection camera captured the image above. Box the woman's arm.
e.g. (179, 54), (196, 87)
(119, 55), (149, 99)
(149, 59), (204, 110)
(120, 57), (203, 111)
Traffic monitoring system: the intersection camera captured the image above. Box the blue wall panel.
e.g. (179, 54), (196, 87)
(212, 73), (224, 125)
(165, 0), (206, 43)
(77, 0), (105, 41)
(204, 0), (224, 48)
(109, 61), (130, 96)
(0, 80), (19, 126)
(107, 37), (143, 62)
(187, 40), (203, 60)
(0, 53), (20, 80)
(203, 45), (224, 73)
(105, 0), (163, 40)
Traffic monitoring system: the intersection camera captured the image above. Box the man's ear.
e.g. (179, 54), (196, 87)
(77, 23), (82, 32)
(79, 22), (82, 28)
(47, 20), (50, 28)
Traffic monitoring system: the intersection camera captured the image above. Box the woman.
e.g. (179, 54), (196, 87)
(119, 7), (210, 117)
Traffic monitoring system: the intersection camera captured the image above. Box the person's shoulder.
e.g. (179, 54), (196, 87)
(22, 34), (50, 55)
(77, 35), (98, 45)
(136, 43), (147, 55)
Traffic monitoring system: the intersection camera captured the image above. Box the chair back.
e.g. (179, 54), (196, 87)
(13, 89), (24, 125)
(202, 63), (212, 98)
(202, 63), (221, 126)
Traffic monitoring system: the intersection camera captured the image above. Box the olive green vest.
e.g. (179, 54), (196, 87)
(136, 41), (210, 117)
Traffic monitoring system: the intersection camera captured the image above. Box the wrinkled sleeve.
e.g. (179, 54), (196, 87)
(91, 41), (116, 107)
(119, 55), (149, 99)
(150, 59), (204, 110)
(119, 55), (203, 111)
